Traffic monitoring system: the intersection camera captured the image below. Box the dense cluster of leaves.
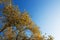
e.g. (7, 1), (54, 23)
(0, 0), (53, 40)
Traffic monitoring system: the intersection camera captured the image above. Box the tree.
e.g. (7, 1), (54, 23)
(0, 0), (53, 40)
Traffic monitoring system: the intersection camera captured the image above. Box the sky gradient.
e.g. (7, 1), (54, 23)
(15, 0), (60, 40)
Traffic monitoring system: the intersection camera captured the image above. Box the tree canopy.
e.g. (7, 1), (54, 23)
(0, 0), (53, 40)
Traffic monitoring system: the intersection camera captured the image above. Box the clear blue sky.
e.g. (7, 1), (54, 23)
(0, 0), (60, 40)
(15, 0), (60, 40)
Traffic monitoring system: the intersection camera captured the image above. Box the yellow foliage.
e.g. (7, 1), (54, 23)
(0, 0), (42, 40)
(4, 27), (13, 40)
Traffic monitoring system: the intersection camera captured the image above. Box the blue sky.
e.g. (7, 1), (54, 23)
(14, 0), (60, 40)
(16, 0), (60, 40)
(0, 0), (60, 40)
